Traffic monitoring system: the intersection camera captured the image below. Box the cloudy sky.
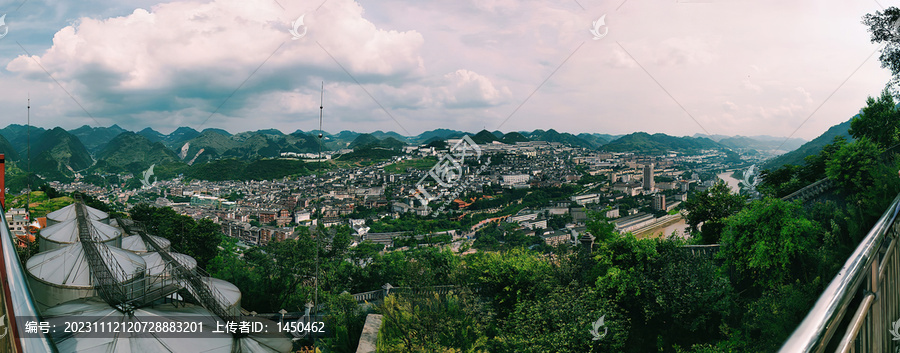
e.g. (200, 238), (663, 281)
(0, 0), (893, 139)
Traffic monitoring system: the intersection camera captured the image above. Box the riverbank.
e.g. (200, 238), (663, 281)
(717, 170), (741, 194)
(633, 214), (688, 239)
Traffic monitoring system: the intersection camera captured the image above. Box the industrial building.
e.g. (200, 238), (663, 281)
(0, 194), (292, 352)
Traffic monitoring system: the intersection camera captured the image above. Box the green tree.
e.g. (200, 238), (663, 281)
(586, 210), (616, 243)
(460, 249), (553, 320)
(129, 203), (222, 268)
(718, 198), (822, 293)
(378, 291), (489, 352)
(593, 236), (733, 352)
(797, 136), (849, 184)
(495, 285), (621, 353)
(864, 7), (900, 95)
(208, 229), (316, 312)
(682, 181), (746, 244)
(758, 165), (802, 198)
(323, 292), (367, 353)
(825, 137), (882, 195)
(849, 89), (900, 149)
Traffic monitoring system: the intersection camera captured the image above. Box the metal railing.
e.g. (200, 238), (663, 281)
(74, 198), (136, 310)
(781, 177), (835, 203)
(121, 219), (235, 323)
(349, 284), (466, 303)
(0, 203), (57, 352)
(780, 192), (900, 352)
(681, 244), (720, 258)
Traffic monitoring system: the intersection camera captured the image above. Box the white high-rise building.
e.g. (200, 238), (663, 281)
(643, 163), (654, 191)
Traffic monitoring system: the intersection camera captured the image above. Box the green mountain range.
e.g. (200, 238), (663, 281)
(137, 127), (166, 142)
(30, 128), (94, 180)
(92, 132), (184, 175)
(0, 124), (46, 159)
(500, 132), (530, 144)
(69, 124), (128, 153)
(0, 123), (819, 184)
(471, 130), (499, 144)
(601, 132), (720, 153)
(762, 119), (853, 170)
(524, 129), (604, 149)
(0, 134), (19, 162)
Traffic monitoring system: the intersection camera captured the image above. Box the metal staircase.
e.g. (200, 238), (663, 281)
(119, 217), (235, 324)
(73, 194), (234, 323)
(70, 196), (249, 352)
(74, 194), (135, 310)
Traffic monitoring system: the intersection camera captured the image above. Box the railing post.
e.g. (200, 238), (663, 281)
(382, 283), (393, 300)
(871, 255), (881, 353)
(780, 192), (900, 352)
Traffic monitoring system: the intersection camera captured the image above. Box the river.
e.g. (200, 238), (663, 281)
(635, 218), (689, 239)
(717, 170), (742, 194)
(635, 170), (741, 239)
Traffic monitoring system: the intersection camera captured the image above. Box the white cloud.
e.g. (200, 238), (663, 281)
(4, 0), (519, 132)
(6, 0), (427, 112)
(0, 0), (891, 138)
(436, 69), (512, 108)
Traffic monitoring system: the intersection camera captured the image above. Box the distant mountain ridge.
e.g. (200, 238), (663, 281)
(602, 132), (721, 153)
(93, 132), (183, 174)
(694, 133), (806, 152)
(69, 124), (128, 153)
(30, 128), (93, 180)
(762, 119), (853, 170)
(0, 124), (820, 183)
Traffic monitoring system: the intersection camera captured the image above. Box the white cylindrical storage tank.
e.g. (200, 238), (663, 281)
(26, 243), (145, 311)
(236, 316), (293, 353)
(46, 204), (110, 226)
(142, 252), (197, 279)
(38, 219), (122, 252)
(41, 297), (237, 353)
(121, 235), (171, 254)
(206, 277), (242, 317)
(141, 252), (197, 299)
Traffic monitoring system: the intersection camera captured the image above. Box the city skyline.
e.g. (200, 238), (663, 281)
(0, 0), (892, 139)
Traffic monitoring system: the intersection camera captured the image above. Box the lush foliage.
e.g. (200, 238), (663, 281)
(129, 203), (223, 268)
(185, 158), (325, 181)
(681, 181), (746, 244)
(849, 89), (900, 149)
(825, 137), (883, 194)
(336, 147), (400, 162)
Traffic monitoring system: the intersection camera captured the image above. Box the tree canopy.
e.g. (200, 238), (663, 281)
(682, 181), (747, 244)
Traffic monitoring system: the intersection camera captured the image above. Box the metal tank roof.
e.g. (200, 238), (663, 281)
(46, 204), (109, 223)
(26, 243), (146, 310)
(42, 297), (292, 352)
(41, 297), (235, 353)
(206, 277), (240, 306)
(121, 235), (171, 254)
(141, 252), (197, 277)
(38, 219), (122, 250)
(205, 277), (242, 317)
(27, 243), (145, 287)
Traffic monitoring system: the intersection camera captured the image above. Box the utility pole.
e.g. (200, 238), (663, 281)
(314, 82), (324, 347)
(26, 96), (31, 214)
